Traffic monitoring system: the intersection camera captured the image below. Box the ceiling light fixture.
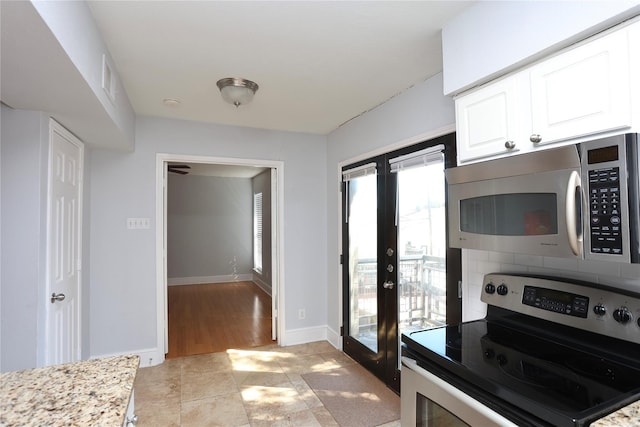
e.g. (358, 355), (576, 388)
(216, 77), (259, 107)
(162, 98), (181, 108)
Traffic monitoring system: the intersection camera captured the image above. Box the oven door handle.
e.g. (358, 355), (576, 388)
(566, 170), (583, 256)
(401, 356), (519, 427)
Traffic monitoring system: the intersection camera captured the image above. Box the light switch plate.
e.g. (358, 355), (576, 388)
(127, 218), (151, 229)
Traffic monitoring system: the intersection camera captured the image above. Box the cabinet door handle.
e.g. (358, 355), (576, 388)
(504, 140), (516, 149)
(530, 134), (542, 143)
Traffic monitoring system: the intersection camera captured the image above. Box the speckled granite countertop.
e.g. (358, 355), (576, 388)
(0, 355), (139, 427)
(591, 400), (640, 426)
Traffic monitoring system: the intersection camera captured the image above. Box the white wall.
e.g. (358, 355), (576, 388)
(0, 106), (3, 370)
(463, 249), (640, 322)
(0, 106), (49, 371)
(442, 1), (640, 95)
(167, 174), (253, 282)
(89, 116), (327, 359)
(325, 73), (456, 346)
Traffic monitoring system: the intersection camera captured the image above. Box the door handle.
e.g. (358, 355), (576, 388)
(383, 281), (395, 290)
(51, 293), (66, 303)
(565, 170), (582, 256)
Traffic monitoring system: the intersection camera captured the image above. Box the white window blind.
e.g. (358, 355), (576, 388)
(342, 162), (377, 223)
(389, 145), (444, 173)
(253, 192), (263, 272)
(342, 162), (377, 182)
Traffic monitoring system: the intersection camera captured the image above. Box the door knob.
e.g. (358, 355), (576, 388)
(51, 293), (66, 303)
(383, 281), (395, 290)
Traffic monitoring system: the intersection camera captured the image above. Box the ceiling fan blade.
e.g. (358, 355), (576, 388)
(168, 167), (189, 175)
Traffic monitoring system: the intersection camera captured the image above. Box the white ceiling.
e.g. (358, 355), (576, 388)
(87, 1), (475, 135)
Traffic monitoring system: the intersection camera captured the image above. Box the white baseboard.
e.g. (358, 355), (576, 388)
(325, 326), (342, 350)
(91, 347), (164, 368)
(280, 325), (328, 347)
(252, 275), (272, 296)
(168, 274), (253, 286)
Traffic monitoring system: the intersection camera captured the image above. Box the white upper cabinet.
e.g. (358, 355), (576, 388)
(456, 75), (522, 162)
(529, 29), (631, 146)
(455, 18), (638, 164)
(629, 19), (640, 128)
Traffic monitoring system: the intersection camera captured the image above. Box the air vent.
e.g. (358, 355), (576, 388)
(102, 54), (115, 102)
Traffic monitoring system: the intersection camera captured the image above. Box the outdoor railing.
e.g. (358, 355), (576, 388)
(352, 255), (447, 337)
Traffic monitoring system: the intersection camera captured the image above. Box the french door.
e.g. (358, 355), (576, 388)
(341, 133), (461, 392)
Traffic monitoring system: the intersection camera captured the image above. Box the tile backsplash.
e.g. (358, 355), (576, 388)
(462, 249), (640, 322)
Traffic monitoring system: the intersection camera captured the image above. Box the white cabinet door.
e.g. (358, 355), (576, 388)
(629, 21), (640, 125)
(456, 75), (522, 163)
(529, 30), (631, 146)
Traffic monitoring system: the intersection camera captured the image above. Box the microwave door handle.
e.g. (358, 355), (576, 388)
(566, 171), (582, 256)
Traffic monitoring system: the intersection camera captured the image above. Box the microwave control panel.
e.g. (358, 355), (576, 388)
(588, 166), (623, 256)
(581, 136), (633, 261)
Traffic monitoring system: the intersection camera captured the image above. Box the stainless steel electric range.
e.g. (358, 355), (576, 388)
(401, 273), (640, 427)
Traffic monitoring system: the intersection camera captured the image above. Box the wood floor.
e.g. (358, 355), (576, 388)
(166, 281), (273, 359)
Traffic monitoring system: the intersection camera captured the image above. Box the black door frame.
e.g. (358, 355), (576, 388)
(341, 133), (461, 393)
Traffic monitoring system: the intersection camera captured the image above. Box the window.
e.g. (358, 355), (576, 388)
(253, 192), (263, 272)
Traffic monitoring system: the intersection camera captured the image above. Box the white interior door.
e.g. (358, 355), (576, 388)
(45, 119), (83, 366)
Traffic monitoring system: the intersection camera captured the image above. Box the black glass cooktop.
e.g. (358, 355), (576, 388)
(402, 316), (640, 427)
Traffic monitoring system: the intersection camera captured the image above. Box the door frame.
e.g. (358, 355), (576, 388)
(155, 153), (285, 358)
(336, 125), (455, 342)
(337, 125), (458, 388)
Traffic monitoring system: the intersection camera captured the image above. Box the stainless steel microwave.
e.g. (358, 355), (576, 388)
(446, 134), (639, 263)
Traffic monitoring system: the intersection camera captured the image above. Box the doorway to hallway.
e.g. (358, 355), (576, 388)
(156, 154), (284, 360)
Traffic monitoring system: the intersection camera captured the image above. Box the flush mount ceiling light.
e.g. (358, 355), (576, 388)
(216, 77), (259, 107)
(162, 98), (181, 108)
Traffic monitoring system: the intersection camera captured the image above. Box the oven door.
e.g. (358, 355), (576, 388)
(401, 357), (518, 427)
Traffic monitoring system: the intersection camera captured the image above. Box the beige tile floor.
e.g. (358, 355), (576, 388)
(134, 341), (401, 427)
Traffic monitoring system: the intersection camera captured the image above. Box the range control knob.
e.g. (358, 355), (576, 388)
(613, 307), (632, 324)
(497, 284), (509, 296)
(485, 282), (496, 294)
(593, 304), (607, 317)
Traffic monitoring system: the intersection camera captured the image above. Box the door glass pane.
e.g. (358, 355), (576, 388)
(347, 174), (378, 352)
(459, 194), (557, 236)
(398, 163), (447, 343)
